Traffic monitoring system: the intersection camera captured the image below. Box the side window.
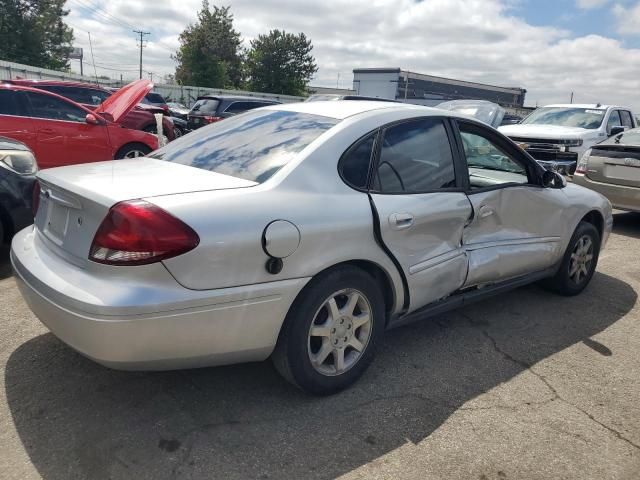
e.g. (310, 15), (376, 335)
(340, 131), (376, 189)
(224, 102), (253, 114)
(459, 124), (529, 190)
(373, 118), (456, 193)
(25, 92), (87, 122)
(607, 110), (621, 132)
(620, 110), (634, 129)
(0, 90), (24, 116)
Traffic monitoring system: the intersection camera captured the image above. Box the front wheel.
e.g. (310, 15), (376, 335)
(115, 143), (152, 159)
(272, 266), (385, 395)
(542, 221), (600, 296)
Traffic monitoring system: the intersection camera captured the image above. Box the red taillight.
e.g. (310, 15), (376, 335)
(89, 200), (199, 266)
(32, 181), (40, 217)
(204, 116), (222, 123)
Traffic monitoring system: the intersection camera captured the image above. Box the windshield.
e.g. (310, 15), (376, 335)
(149, 110), (338, 183)
(190, 98), (220, 114)
(521, 107), (605, 129)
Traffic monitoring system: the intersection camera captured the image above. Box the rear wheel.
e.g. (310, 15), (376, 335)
(115, 143), (151, 159)
(543, 221), (600, 296)
(272, 266), (385, 395)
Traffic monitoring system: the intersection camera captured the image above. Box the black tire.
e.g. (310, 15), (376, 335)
(174, 126), (183, 138)
(542, 221), (600, 296)
(115, 143), (152, 159)
(272, 266), (386, 395)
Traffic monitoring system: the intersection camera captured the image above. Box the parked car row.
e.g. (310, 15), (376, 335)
(499, 104), (637, 175)
(2, 77), (639, 395)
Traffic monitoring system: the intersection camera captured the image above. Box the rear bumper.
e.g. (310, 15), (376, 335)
(573, 174), (640, 212)
(11, 227), (309, 370)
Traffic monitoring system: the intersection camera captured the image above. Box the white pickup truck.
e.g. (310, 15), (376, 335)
(499, 104), (637, 174)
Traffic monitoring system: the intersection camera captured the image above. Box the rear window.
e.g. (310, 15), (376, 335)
(190, 98), (220, 114)
(149, 110), (338, 183)
(145, 92), (166, 104)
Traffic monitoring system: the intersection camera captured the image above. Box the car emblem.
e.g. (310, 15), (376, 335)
(515, 142), (529, 150)
(623, 158), (640, 167)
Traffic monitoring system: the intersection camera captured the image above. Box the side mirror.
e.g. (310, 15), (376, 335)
(85, 113), (101, 125)
(610, 126), (625, 136)
(542, 169), (567, 189)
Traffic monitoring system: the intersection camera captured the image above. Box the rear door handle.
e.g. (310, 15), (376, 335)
(390, 213), (414, 230)
(40, 128), (56, 134)
(478, 205), (495, 219)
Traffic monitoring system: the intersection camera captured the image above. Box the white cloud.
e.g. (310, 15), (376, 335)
(613, 2), (640, 34)
(576, 0), (610, 9)
(64, 0), (640, 110)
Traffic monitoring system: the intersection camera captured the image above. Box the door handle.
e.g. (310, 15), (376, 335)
(390, 213), (414, 230)
(40, 128), (56, 134)
(478, 205), (495, 219)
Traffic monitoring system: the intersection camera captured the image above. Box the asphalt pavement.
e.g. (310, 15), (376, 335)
(0, 214), (639, 480)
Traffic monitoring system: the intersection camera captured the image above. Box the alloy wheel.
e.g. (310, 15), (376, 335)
(307, 288), (372, 376)
(569, 234), (594, 284)
(124, 149), (147, 158)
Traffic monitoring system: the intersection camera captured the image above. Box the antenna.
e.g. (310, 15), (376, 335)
(88, 32), (99, 84)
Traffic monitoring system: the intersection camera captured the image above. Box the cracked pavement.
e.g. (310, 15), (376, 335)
(1, 212), (640, 479)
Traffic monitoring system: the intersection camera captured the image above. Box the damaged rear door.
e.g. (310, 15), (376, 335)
(367, 117), (472, 312)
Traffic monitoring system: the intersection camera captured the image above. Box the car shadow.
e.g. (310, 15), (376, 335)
(5, 272), (636, 480)
(0, 244), (11, 280)
(613, 211), (640, 239)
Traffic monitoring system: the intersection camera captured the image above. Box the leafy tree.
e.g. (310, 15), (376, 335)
(0, 0), (74, 70)
(173, 1), (243, 88)
(245, 30), (317, 96)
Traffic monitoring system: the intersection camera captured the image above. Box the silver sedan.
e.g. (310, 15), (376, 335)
(11, 101), (613, 394)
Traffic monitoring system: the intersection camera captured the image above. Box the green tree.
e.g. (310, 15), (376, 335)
(245, 30), (317, 96)
(173, 1), (243, 88)
(0, 0), (74, 70)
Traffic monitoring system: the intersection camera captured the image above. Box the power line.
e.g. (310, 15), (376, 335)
(70, 0), (138, 31)
(133, 30), (151, 80)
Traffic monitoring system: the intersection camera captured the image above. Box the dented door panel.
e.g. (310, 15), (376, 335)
(371, 192), (472, 312)
(463, 186), (567, 287)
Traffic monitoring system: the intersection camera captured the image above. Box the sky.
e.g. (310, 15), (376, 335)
(63, 0), (640, 108)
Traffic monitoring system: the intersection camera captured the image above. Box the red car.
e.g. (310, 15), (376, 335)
(6, 79), (175, 141)
(0, 80), (159, 169)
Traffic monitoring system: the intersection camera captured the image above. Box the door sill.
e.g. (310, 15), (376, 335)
(387, 265), (558, 330)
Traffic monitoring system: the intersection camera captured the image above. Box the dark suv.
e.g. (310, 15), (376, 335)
(187, 96), (280, 130)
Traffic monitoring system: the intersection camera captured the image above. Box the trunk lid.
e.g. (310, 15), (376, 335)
(96, 79), (153, 124)
(587, 145), (640, 188)
(35, 159), (256, 263)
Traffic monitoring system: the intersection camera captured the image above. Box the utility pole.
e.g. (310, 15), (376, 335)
(570, 91), (574, 104)
(133, 30), (150, 80)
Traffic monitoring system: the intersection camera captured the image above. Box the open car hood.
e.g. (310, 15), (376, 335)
(97, 79), (153, 123)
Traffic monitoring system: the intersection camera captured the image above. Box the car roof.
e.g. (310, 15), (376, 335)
(262, 100), (432, 120)
(6, 79), (108, 90)
(544, 104), (623, 109)
(197, 95), (279, 102)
